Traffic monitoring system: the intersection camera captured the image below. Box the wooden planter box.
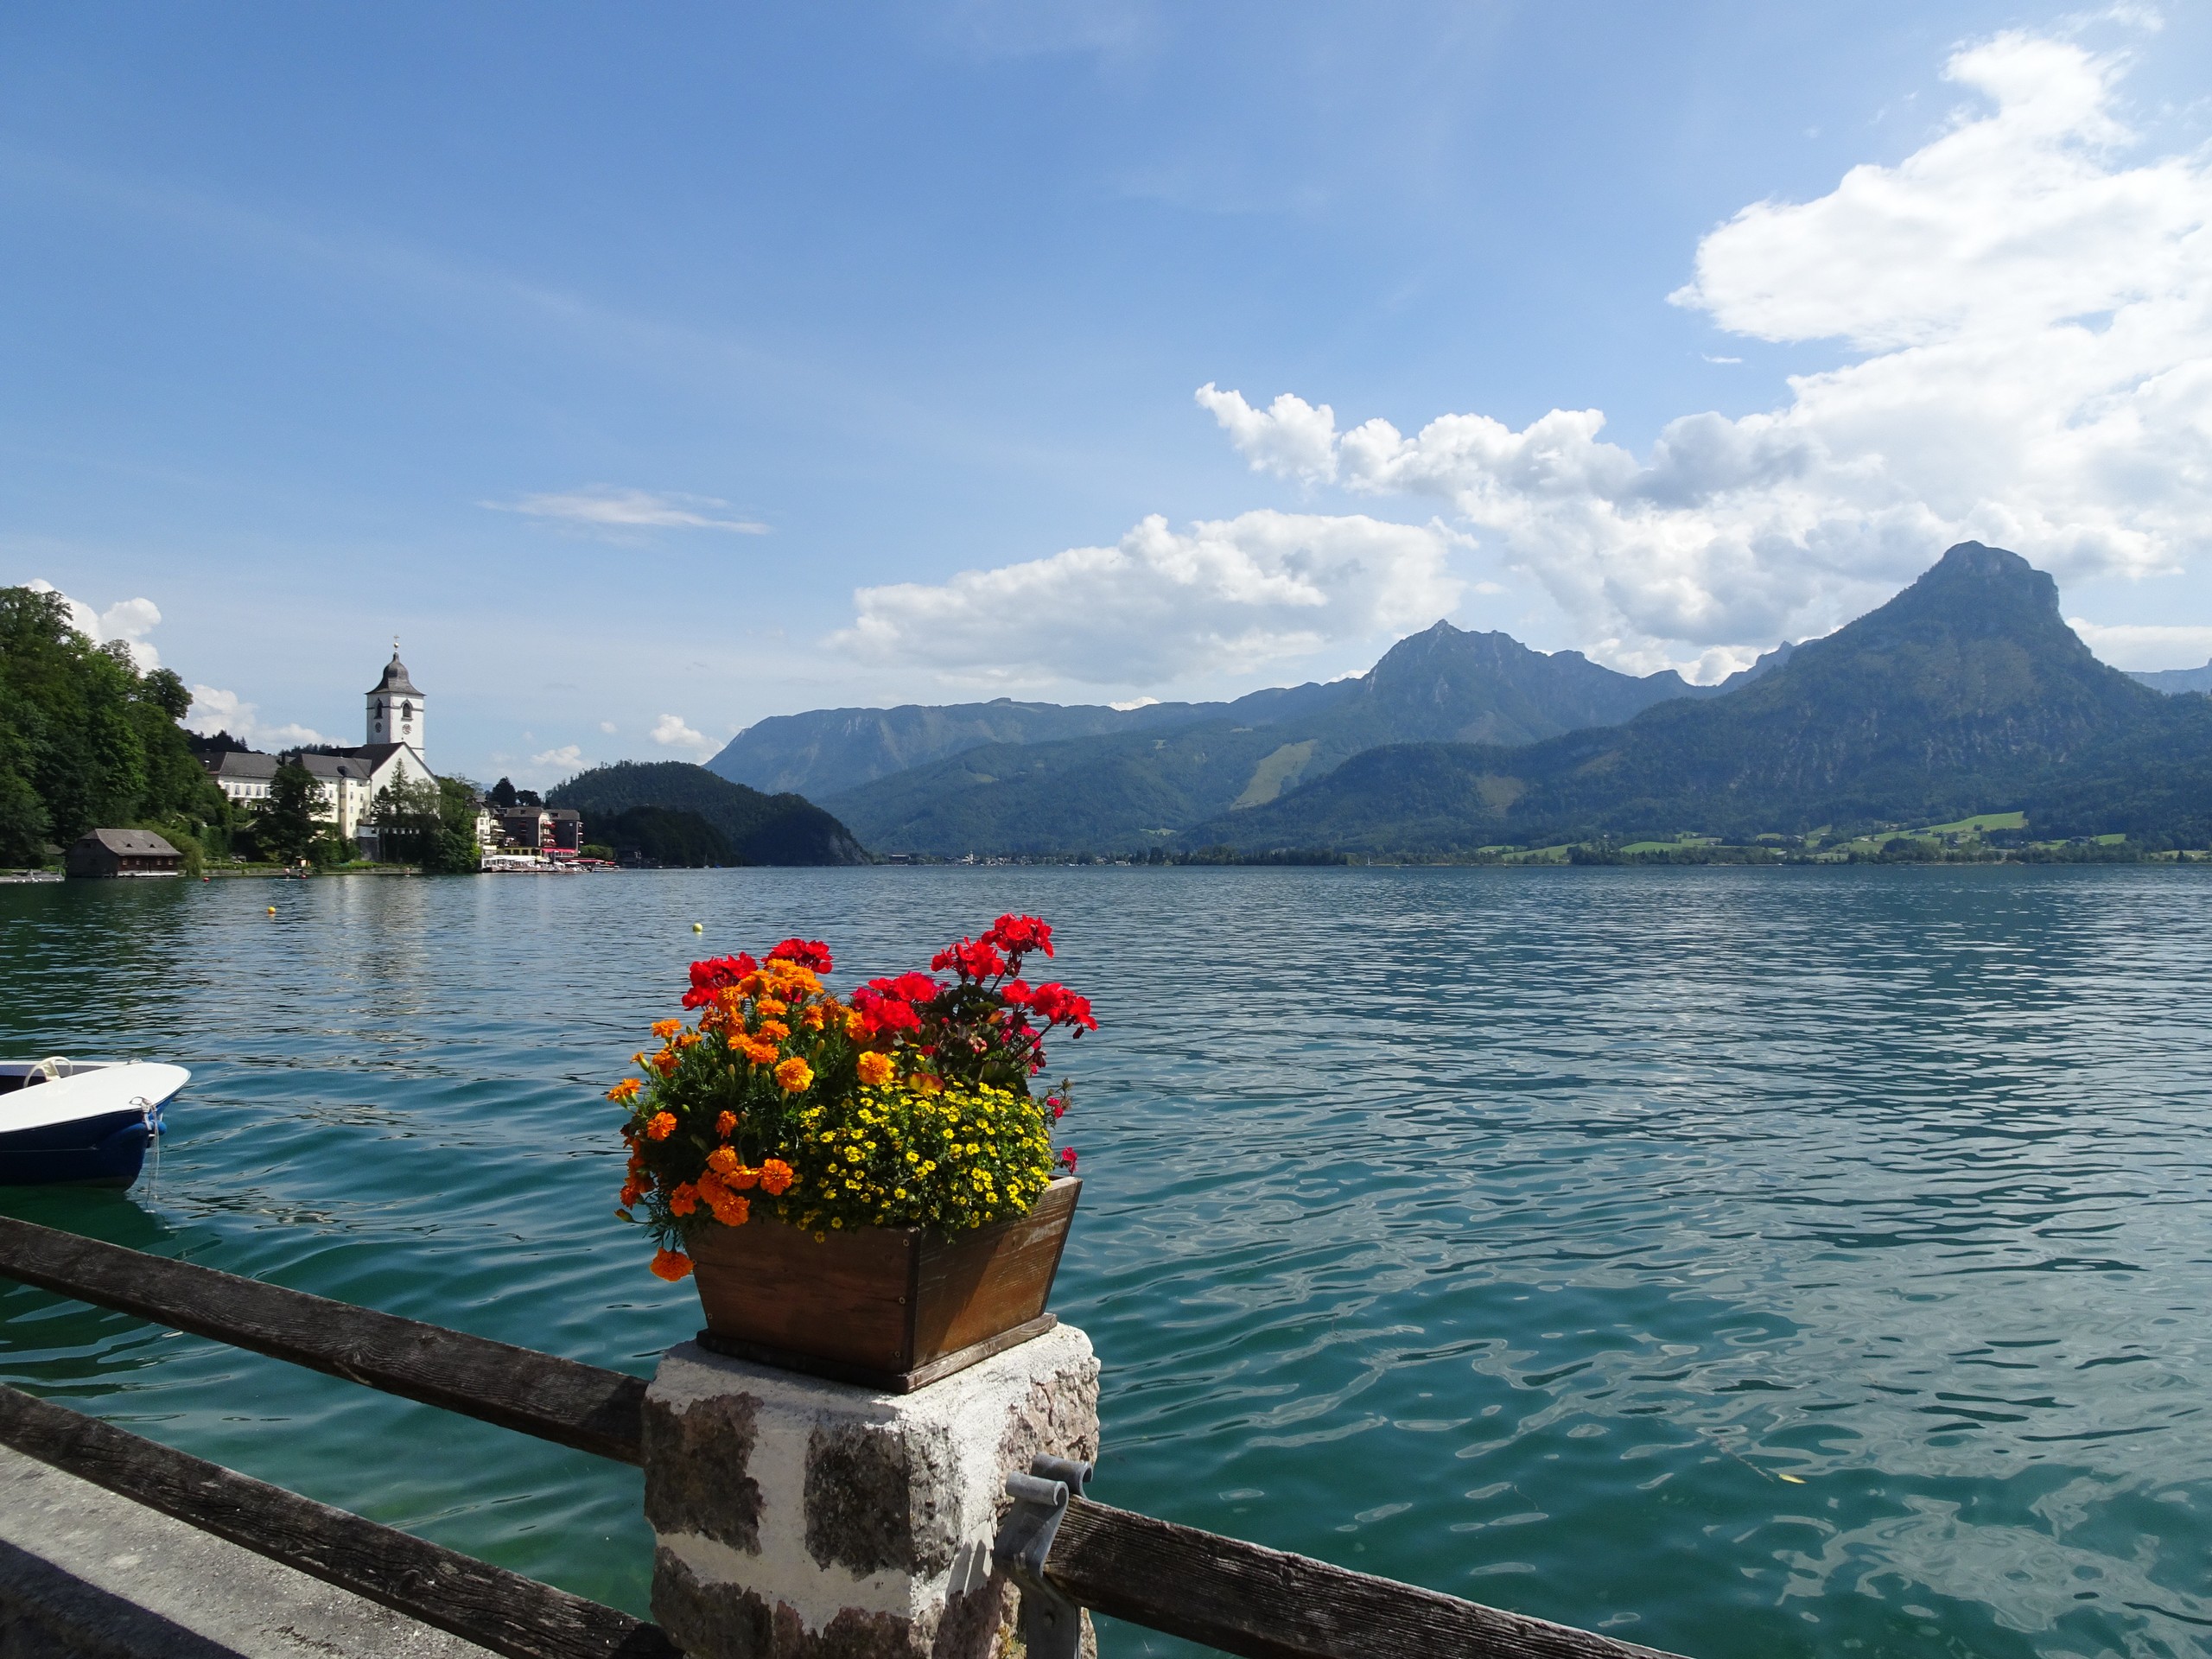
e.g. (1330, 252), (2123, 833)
(687, 1177), (1080, 1392)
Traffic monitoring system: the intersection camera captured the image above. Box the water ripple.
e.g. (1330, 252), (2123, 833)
(3, 868), (2209, 1655)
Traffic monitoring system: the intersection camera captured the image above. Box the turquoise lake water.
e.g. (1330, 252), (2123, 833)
(2, 867), (2209, 1657)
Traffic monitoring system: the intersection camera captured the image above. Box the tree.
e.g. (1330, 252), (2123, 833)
(254, 762), (324, 863)
(489, 776), (518, 809)
(370, 773), (482, 872)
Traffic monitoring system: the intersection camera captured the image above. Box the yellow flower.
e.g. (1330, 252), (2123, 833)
(774, 1057), (815, 1094)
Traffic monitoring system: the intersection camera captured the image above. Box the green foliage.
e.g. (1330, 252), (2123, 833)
(365, 773), (480, 871)
(594, 805), (732, 867)
(548, 761), (867, 865)
(252, 762), (324, 863)
(0, 585), (230, 866)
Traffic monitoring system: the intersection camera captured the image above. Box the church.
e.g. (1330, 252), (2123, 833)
(202, 645), (437, 857)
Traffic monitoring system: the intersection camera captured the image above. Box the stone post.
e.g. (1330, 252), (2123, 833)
(644, 1325), (1100, 1659)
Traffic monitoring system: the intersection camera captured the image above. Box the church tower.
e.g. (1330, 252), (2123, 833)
(365, 643), (427, 759)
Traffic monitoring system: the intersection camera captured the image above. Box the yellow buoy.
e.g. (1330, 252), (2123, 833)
(267, 906), (276, 915)
(692, 922), (703, 932)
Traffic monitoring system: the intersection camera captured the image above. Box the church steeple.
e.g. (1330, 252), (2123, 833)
(365, 641), (427, 754)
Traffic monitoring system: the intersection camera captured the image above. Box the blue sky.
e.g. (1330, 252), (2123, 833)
(4, 3), (2210, 785)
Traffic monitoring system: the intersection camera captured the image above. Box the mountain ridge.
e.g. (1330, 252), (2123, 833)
(1194, 543), (2177, 852)
(819, 624), (1726, 855)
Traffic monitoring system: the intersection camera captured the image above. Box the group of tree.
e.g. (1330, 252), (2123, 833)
(1, 583), (482, 872)
(0, 586), (230, 868)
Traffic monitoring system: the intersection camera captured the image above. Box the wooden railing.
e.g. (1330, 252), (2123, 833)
(0, 1217), (1682, 1659)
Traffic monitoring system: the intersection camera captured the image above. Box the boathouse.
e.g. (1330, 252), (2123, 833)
(64, 830), (183, 879)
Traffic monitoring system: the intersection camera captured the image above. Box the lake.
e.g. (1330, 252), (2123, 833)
(2, 866), (2209, 1657)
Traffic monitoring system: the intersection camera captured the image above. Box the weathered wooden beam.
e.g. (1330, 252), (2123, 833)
(0, 1386), (678, 1659)
(0, 1217), (645, 1465)
(1047, 1497), (1689, 1659)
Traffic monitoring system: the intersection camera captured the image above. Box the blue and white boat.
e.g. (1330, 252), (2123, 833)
(0, 1059), (187, 1187)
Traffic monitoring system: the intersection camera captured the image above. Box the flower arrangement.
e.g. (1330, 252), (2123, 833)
(611, 914), (1095, 1281)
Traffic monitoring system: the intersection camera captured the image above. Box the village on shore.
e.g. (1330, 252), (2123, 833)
(59, 646), (600, 880)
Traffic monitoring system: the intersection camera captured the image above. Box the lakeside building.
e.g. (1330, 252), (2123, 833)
(64, 828), (184, 878)
(200, 647), (437, 857)
(494, 806), (583, 857)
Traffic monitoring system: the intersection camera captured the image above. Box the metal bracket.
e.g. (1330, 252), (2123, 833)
(992, 1454), (1093, 1659)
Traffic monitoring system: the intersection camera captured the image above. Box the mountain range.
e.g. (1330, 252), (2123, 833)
(713, 626), (1799, 856)
(679, 541), (2209, 858)
(1203, 543), (2188, 853)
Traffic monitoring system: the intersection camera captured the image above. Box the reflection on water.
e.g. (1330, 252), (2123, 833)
(2, 868), (2209, 1656)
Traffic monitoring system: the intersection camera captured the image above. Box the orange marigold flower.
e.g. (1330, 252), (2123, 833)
(715, 1110), (737, 1138)
(606, 1078), (642, 1103)
(677, 1032), (702, 1049)
(741, 1039), (780, 1066)
(844, 1010), (870, 1039)
(669, 1182), (699, 1217)
(707, 1146), (739, 1177)
(801, 1006), (826, 1031)
(652, 1019), (682, 1040)
(619, 1178), (645, 1207)
(759, 1159), (796, 1196)
(708, 1192), (750, 1227)
(856, 1051), (893, 1087)
(773, 1057), (814, 1094)
(645, 1111), (677, 1141)
(756, 997), (788, 1019)
(650, 1249), (694, 1282)
(726, 1162), (760, 1191)
(757, 1019), (791, 1042)
(651, 1048), (680, 1076)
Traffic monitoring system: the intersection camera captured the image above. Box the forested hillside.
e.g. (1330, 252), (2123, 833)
(547, 761), (868, 864)
(0, 586), (228, 866)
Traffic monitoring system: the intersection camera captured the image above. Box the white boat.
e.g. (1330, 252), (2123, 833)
(0, 1059), (189, 1187)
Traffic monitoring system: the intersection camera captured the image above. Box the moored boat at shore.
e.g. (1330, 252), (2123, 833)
(0, 1059), (188, 1187)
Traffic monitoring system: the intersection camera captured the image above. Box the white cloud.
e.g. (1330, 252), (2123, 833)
(836, 510), (1464, 688)
(484, 487), (769, 536)
(185, 685), (329, 748)
(529, 743), (585, 772)
(598, 721), (618, 734)
(2068, 618), (2212, 670)
(1198, 28), (2212, 667)
(23, 579), (163, 670)
(1195, 385), (1341, 485)
(652, 714), (715, 755)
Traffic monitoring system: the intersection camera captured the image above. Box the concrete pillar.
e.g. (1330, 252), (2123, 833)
(644, 1324), (1099, 1659)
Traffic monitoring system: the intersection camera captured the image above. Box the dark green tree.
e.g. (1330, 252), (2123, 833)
(254, 762), (325, 863)
(367, 774), (481, 872)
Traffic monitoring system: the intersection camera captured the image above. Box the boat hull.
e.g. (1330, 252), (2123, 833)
(0, 1109), (152, 1188)
(0, 1061), (187, 1189)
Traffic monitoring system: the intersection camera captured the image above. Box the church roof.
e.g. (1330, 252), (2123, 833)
(368, 650), (423, 697)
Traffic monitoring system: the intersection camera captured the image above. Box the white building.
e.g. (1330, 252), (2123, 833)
(201, 646), (440, 856)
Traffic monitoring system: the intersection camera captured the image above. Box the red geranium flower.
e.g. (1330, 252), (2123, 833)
(767, 938), (833, 973)
(1027, 983), (1096, 1033)
(683, 952), (759, 1008)
(984, 914), (1054, 958)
